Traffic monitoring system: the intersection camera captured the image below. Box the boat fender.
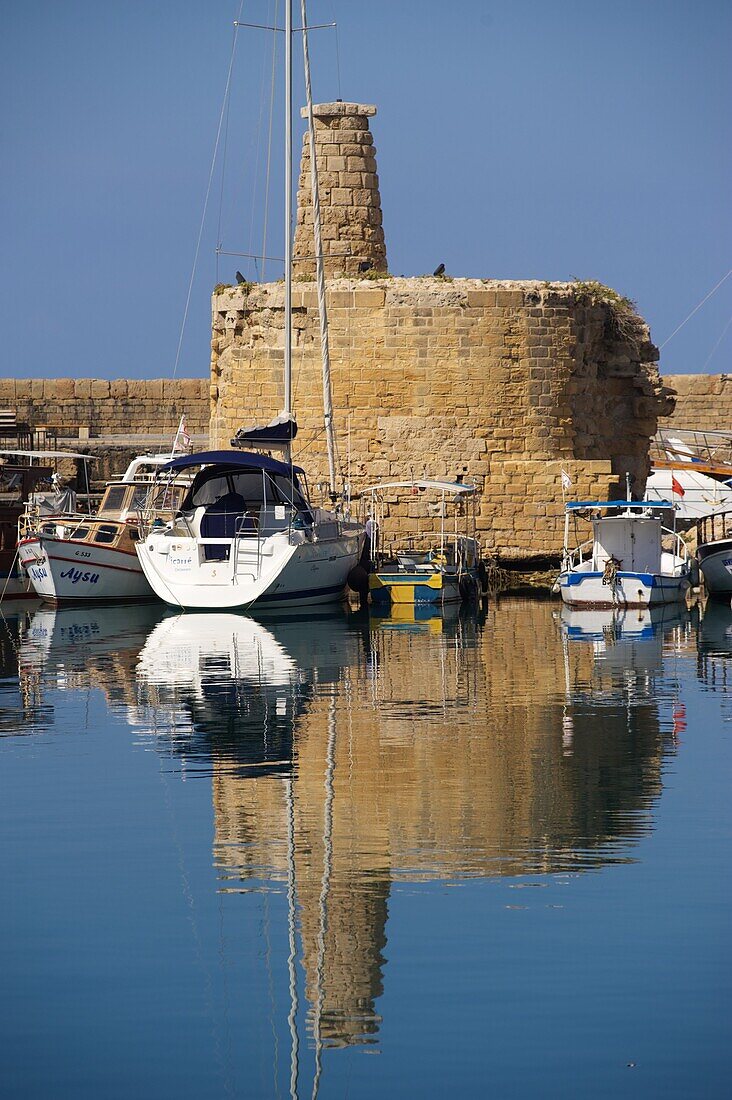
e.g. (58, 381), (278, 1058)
(347, 563), (369, 597)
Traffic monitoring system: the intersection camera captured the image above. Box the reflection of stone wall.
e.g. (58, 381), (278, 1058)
(210, 602), (669, 1049)
(210, 279), (670, 560)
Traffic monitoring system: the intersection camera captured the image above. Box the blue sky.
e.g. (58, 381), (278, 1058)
(2, 0), (730, 379)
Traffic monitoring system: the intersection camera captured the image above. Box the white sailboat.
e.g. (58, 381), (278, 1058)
(136, 2), (364, 612)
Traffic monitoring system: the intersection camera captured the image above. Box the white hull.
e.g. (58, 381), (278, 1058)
(136, 524), (363, 610)
(559, 568), (689, 608)
(697, 539), (732, 596)
(18, 536), (154, 603)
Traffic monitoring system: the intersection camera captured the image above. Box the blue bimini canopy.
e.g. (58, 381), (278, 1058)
(160, 450), (305, 478)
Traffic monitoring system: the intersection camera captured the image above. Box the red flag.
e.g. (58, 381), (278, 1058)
(671, 475), (685, 497)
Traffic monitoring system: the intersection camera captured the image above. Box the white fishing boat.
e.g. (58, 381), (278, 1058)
(17, 453), (188, 604)
(557, 498), (690, 609)
(695, 505), (732, 596)
(361, 479), (481, 606)
(136, 1), (364, 611)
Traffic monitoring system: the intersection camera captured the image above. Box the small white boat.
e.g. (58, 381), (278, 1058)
(361, 479), (481, 607)
(17, 453), (188, 604)
(0, 449), (89, 601)
(557, 499), (690, 609)
(695, 505), (732, 596)
(647, 428), (732, 521)
(136, 450), (364, 611)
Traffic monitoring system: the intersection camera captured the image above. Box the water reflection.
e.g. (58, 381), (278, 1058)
(5, 598), (687, 1058)
(697, 600), (732, 712)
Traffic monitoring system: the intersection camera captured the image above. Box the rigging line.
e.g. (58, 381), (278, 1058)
(659, 268), (732, 350)
(700, 309), (732, 372)
(216, 56), (235, 284)
(172, 2), (246, 377)
(262, 0), (279, 282)
(247, 0), (274, 279)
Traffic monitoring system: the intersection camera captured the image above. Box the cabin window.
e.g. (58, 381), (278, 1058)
(148, 483), (185, 512)
(130, 485), (152, 510)
(94, 524), (119, 544)
(68, 526), (89, 541)
(98, 485), (128, 516)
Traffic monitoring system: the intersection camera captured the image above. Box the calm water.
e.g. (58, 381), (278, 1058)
(0, 597), (730, 1098)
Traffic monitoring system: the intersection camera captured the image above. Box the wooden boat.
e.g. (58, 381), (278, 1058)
(17, 454), (188, 604)
(362, 479), (480, 606)
(557, 499), (690, 609)
(646, 428), (732, 521)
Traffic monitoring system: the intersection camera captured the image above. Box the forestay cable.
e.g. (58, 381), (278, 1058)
(660, 268), (732, 350)
(172, 1), (246, 377)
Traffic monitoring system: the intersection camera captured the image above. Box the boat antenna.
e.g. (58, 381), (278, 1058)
(300, 0), (338, 500)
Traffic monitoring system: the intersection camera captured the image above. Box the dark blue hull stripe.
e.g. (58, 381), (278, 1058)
(257, 581), (345, 603)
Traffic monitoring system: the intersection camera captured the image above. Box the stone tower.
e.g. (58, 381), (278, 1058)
(293, 101), (387, 278)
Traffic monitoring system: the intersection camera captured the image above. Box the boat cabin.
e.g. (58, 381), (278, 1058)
(151, 451), (315, 561)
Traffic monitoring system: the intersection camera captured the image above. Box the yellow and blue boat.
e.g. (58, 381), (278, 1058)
(361, 479), (481, 606)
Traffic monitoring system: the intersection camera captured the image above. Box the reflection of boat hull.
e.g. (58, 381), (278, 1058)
(18, 535), (153, 603)
(559, 568), (689, 608)
(561, 604), (683, 640)
(137, 526), (363, 610)
(697, 539), (732, 596)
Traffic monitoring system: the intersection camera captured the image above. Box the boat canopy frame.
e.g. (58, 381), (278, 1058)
(360, 477), (479, 570)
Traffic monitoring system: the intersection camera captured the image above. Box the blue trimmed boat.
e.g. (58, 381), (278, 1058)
(556, 500), (690, 609)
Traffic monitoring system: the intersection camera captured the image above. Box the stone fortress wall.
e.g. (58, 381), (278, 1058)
(660, 375), (732, 432)
(0, 377), (209, 441)
(211, 100), (673, 561)
(2, 96), (726, 558)
(210, 276), (671, 560)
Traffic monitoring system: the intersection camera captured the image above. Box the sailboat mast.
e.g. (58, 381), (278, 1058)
(284, 0), (293, 422)
(300, 0), (338, 500)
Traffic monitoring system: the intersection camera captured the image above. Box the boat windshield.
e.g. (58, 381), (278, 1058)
(182, 468), (309, 514)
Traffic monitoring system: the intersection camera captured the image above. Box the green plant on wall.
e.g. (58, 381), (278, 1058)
(572, 279), (642, 346)
(572, 279), (637, 314)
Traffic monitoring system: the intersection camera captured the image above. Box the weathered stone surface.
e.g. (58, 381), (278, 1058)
(294, 102), (387, 278)
(210, 277), (670, 560)
(0, 378), (209, 446)
(660, 374), (732, 430)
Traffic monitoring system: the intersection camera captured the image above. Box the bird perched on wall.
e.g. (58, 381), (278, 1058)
(235, 270), (246, 284)
(358, 260), (373, 273)
(433, 263), (445, 277)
